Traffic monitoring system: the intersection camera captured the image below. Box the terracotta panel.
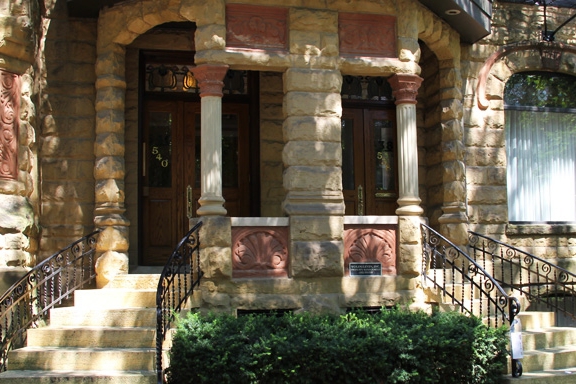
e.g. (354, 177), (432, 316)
(339, 13), (397, 58)
(0, 70), (19, 180)
(232, 226), (289, 278)
(226, 4), (288, 51)
(344, 225), (397, 275)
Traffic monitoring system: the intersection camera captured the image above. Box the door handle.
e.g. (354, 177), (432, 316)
(187, 185), (194, 219)
(357, 185), (364, 216)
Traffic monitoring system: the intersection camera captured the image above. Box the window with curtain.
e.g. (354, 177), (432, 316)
(505, 72), (576, 222)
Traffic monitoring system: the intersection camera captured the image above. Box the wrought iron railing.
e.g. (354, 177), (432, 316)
(0, 230), (100, 372)
(422, 224), (522, 376)
(469, 231), (576, 325)
(156, 221), (203, 384)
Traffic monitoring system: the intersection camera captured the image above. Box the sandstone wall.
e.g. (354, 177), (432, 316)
(463, 2), (576, 265)
(38, 3), (97, 259)
(417, 43), (440, 226)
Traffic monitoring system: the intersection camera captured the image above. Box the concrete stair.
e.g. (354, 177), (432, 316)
(501, 311), (576, 383)
(0, 274), (164, 384)
(425, 275), (576, 383)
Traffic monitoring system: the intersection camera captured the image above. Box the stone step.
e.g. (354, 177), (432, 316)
(74, 289), (157, 309)
(501, 367), (576, 383)
(0, 370), (157, 384)
(522, 328), (576, 351)
(27, 327), (156, 348)
(7, 347), (156, 371)
(49, 307), (157, 327)
(519, 312), (557, 330)
(104, 274), (161, 290)
(513, 344), (576, 373)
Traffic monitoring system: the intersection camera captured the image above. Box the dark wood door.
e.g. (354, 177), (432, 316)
(141, 100), (250, 265)
(342, 108), (398, 216)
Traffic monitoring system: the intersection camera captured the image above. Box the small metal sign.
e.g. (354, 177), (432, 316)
(349, 262), (382, 276)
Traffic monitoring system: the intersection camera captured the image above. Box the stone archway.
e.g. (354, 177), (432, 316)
(415, 6), (468, 245)
(93, 0), (226, 287)
(472, 42), (576, 238)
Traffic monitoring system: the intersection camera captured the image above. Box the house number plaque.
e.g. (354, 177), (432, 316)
(349, 262), (382, 276)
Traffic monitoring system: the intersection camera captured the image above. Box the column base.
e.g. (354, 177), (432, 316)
(395, 196), (423, 216)
(198, 195), (227, 216)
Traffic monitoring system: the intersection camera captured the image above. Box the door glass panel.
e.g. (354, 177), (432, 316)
(222, 113), (239, 188)
(148, 112), (172, 188)
(341, 117), (355, 190)
(374, 118), (395, 192)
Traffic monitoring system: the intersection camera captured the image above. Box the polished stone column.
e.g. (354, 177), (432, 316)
(191, 64), (229, 216)
(388, 74), (423, 216)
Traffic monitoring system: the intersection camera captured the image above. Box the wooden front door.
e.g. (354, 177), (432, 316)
(342, 108), (398, 216)
(141, 100), (250, 265)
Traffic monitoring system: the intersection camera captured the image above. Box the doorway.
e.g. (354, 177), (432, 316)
(342, 108), (398, 216)
(140, 100), (251, 265)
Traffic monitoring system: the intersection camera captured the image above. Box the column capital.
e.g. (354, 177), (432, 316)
(192, 64), (229, 97)
(388, 74), (423, 105)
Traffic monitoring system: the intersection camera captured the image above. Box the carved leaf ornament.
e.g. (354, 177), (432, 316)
(232, 228), (288, 277)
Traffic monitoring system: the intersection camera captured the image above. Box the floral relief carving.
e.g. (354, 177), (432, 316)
(344, 227), (397, 275)
(0, 70), (19, 180)
(226, 4), (288, 51)
(339, 13), (397, 58)
(232, 227), (289, 278)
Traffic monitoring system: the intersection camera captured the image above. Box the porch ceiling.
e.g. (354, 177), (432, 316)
(417, 0), (492, 43)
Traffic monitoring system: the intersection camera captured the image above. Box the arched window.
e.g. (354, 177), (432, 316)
(505, 72), (576, 222)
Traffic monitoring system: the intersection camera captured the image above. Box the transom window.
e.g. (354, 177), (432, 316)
(505, 72), (576, 222)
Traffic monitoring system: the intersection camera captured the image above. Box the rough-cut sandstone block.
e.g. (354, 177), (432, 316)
(284, 68), (342, 93)
(95, 250), (129, 288)
(283, 141), (341, 167)
(289, 215), (344, 242)
(283, 166), (341, 192)
(291, 240), (344, 278)
(283, 116), (341, 142)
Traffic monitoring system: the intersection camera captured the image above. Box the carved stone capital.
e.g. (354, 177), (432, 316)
(191, 64), (229, 97)
(388, 74), (422, 105)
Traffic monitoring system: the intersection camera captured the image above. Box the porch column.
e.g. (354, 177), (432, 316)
(191, 64), (229, 216)
(388, 74), (423, 216)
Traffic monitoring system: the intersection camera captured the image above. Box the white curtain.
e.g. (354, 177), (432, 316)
(506, 109), (576, 222)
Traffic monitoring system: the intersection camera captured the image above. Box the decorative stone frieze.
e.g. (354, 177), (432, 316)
(226, 4), (287, 51)
(338, 13), (396, 58)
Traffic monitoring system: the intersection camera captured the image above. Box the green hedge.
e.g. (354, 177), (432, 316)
(167, 307), (508, 384)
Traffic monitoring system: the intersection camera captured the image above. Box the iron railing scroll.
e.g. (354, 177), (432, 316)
(156, 221), (203, 384)
(421, 224), (522, 377)
(469, 231), (576, 324)
(0, 230), (100, 372)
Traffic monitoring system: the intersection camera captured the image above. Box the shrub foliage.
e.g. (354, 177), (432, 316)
(167, 307), (508, 384)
